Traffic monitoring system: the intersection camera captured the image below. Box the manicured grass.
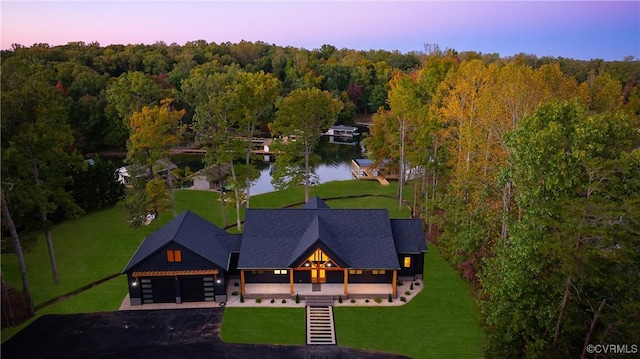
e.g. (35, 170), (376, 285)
(333, 246), (485, 358)
(220, 308), (306, 345)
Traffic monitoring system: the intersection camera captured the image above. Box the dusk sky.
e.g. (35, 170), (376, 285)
(2, 1), (639, 61)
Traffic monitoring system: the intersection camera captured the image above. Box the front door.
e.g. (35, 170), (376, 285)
(311, 269), (327, 283)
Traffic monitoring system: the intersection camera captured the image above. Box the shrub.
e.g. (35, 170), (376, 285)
(397, 280), (403, 286)
(374, 297), (382, 303)
(295, 294), (300, 304)
(338, 295), (343, 303)
(365, 299), (370, 303)
(240, 294), (244, 303)
(414, 281), (420, 286)
(410, 282), (414, 290)
(256, 297), (262, 303)
(233, 282), (239, 287)
(400, 296), (407, 302)
(231, 291), (239, 296)
(282, 299), (287, 304)
(350, 299), (356, 303)
(388, 293), (393, 302)
(405, 290), (411, 296)
(270, 298), (275, 304)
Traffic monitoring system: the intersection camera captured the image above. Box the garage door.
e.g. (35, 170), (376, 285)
(180, 277), (205, 302)
(141, 278), (175, 304)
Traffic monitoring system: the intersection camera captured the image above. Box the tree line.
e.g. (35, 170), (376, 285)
(366, 53), (639, 357)
(1, 39), (639, 349)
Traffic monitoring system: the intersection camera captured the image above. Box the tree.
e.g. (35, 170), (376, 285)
(1, 189), (35, 318)
(481, 100), (639, 358)
(235, 71), (282, 207)
(270, 88), (343, 202)
(124, 99), (185, 225)
(1, 60), (84, 284)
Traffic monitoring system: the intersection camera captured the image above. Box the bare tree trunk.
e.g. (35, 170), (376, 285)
(229, 161), (242, 231)
(553, 276), (572, 348)
(245, 123), (254, 208)
(1, 190), (35, 317)
(217, 164), (227, 228)
(304, 142), (311, 203)
(31, 160), (59, 284)
(581, 299), (607, 359)
(501, 180), (512, 240)
(399, 118), (405, 211)
(166, 160), (177, 218)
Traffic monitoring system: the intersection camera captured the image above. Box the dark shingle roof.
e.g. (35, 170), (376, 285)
(390, 219), (427, 253)
(122, 210), (232, 272)
(238, 208), (400, 269)
(302, 196), (331, 209)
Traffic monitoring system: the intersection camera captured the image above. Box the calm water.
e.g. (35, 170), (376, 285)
(172, 135), (365, 196)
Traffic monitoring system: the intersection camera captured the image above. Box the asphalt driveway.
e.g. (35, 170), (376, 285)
(1, 308), (409, 359)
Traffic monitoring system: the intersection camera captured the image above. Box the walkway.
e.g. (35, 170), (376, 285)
(306, 297), (336, 345)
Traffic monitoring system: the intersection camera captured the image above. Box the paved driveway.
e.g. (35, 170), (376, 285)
(2, 308), (409, 359)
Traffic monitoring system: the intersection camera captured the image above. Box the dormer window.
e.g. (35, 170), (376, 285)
(167, 250), (182, 262)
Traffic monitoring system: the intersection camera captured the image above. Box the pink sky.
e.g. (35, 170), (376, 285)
(2, 1), (638, 60)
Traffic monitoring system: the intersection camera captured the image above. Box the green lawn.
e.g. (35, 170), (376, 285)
(1, 179), (484, 357)
(221, 307), (306, 345)
(333, 246), (485, 358)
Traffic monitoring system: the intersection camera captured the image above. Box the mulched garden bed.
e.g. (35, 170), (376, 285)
(2, 308), (409, 359)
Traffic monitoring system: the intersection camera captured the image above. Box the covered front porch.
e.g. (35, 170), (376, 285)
(239, 282), (396, 300)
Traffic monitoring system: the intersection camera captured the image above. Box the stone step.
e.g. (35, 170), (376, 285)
(306, 305), (336, 345)
(305, 296), (334, 307)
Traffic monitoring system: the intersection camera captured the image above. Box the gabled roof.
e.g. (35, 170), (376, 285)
(302, 196), (331, 209)
(288, 216), (347, 267)
(122, 210), (233, 273)
(330, 125), (358, 131)
(238, 207), (400, 269)
(390, 219), (428, 253)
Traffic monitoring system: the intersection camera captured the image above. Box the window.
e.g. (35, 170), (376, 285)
(372, 270), (386, 275)
(166, 250), (182, 262)
(349, 269), (363, 275)
(404, 256), (412, 268)
(251, 270), (265, 275)
(274, 269), (288, 275)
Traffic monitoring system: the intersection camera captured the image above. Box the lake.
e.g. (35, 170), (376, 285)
(172, 135), (366, 196)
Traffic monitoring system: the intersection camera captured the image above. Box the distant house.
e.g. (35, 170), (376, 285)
(188, 165), (230, 191)
(326, 125), (359, 138)
(122, 197), (426, 306)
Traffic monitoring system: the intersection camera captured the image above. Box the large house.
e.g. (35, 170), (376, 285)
(122, 197), (426, 305)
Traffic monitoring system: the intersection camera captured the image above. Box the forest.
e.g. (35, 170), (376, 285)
(2, 40), (640, 358)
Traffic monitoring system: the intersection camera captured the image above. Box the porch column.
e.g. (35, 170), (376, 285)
(343, 269), (349, 295)
(289, 269), (294, 295)
(240, 270), (246, 296)
(392, 270), (397, 297)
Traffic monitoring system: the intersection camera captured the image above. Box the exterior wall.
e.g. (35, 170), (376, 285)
(125, 243), (227, 305)
(244, 270), (290, 284)
(346, 270), (393, 283)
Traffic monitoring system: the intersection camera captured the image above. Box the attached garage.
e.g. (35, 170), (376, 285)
(141, 278), (175, 304)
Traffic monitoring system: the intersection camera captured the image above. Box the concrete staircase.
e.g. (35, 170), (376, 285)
(306, 297), (336, 345)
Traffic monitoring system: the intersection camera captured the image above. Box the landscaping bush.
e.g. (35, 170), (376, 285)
(374, 297), (382, 303)
(234, 282), (239, 287)
(410, 282), (414, 290)
(365, 299), (369, 303)
(388, 293), (393, 302)
(270, 299), (275, 304)
(295, 294), (300, 304)
(338, 295), (342, 303)
(400, 296), (407, 302)
(231, 291), (239, 296)
(350, 299), (356, 303)
(281, 299), (287, 304)
(405, 290), (411, 296)
(240, 294), (244, 303)
(414, 281), (420, 286)
(256, 298), (262, 303)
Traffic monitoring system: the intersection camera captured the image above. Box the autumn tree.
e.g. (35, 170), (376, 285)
(270, 88), (343, 202)
(124, 99), (185, 225)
